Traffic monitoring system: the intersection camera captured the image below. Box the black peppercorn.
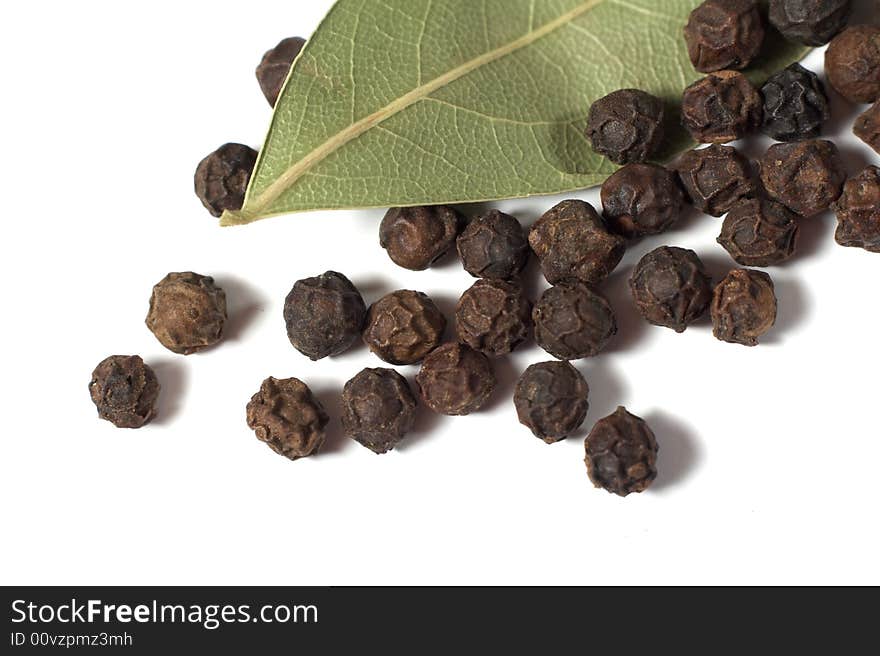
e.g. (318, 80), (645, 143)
(684, 0), (765, 73)
(194, 143), (258, 218)
(674, 144), (757, 217)
(584, 407), (658, 497)
(284, 271), (366, 361)
(761, 64), (831, 142)
(456, 210), (529, 280)
(246, 377), (328, 461)
(601, 164), (685, 239)
(363, 290), (446, 365)
(89, 355), (160, 429)
(341, 368), (418, 454)
(146, 272), (227, 355)
(416, 343), (495, 416)
(256, 36), (306, 107)
(759, 140), (845, 217)
(514, 361), (589, 444)
(834, 165), (880, 252)
(769, 0), (852, 47)
(825, 26), (880, 104)
(455, 279), (531, 356)
(711, 269), (777, 346)
(379, 205), (463, 271)
(718, 199), (799, 266)
(533, 283), (617, 360)
(586, 89), (665, 165)
(854, 101), (880, 155)
(682, 70), (763, 144)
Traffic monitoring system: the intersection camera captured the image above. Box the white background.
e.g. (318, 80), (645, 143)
(1, 1), (878, 585)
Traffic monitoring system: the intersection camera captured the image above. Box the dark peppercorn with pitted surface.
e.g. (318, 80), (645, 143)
(759, 140), (845, 217)
(681, 70), (763, 144)
(194, 143), (258, 218)
(341, 368), (418, 454)
(769, 0), (851, 46)
(146, 272), (227, 355)
(416, 343), (495, 416)
(718, 199), (799, 266)
(246, 377), (328, 461)
(601, 164), (685, 239)
(363, 290), (446, 365)
(380, 205), (463, 271)
(674, 145), (757, 217)
(514, 361), (589, 444)
(533, 283), (617, 360)
(711, 269), (777, 346)
(89, 355), (160, 429)
(825, 26), (880, 104)
(854, 102), (880, 155)
(455, 279), (531, 356)
(456, 210), (529, 280)
(761, 64), (831, 142)
(684, 0), (765, 73)
(256, 36), (306, 107)
(584, 407), (658, 497)
(586, 89), (665, 165)
(834, 165), (880, 253)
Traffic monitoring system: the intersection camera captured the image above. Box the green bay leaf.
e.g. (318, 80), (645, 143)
(222, 0), (809, 226)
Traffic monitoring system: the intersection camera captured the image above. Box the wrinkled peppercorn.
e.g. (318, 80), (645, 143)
(825, 26), (880, 104)
(711, 269), (777, 346)
(246, 377), (328, 461)
(586, 89), (665, 164)
(89, 355), (160, 429)
(146, 272), (227, 355)
(533, 283), (617, 360)
(718, 199), (800, 266)
(514, 361), (589, 444)
(529, 200), (625, 285)
(769, 0), (851, 46)
(854, 102), (880, 154)
(456, 210), (529, 280)
(674, 145), (757, 216)
(601, 164), (685, 239)
(256, 36), (306, 107)
(416, 343), (495, 416)
(584, 407), (658, 497)
(684, 0), (765, 73)
(379, 205), (463, 271)
(363, 290), (446, 365)
(759, 140), (845, 217)
(194, 143), (258, 218)
(834, 165), (880, 252)
(341, 368), (418, 454)
(682, 70), (763, 144)
(629, 246), (713, 333)
(455, 279), (531, 356)
(761, 63), (831, 142)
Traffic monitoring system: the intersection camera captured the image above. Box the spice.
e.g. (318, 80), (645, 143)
(533, 283), (617, 360)
(416, 343), (495, 416)
(584, 407), (658, 497)
(759, 140), (845, 217)
(717, 199), (799, 266)
(586, 89), (665, 165)
(514, 361), (589, 444)
(341, 368), (418, 454)
(674, 144), (757, 217)
(825, 26), (880, 104)
(681, 70), (762, 144)
(256, 36), (306, 106)
(529, 200), (625, 285)
(601, 164), (685, 239)
(455, 279), (531, 356)
(834, 165), (880, 252)
(363, 290), (446, 365)
(456, 210), (529, 280)
(246, 377), (328, 461)
(88, 355), (159, 429)
(684, 0), (765, 73)
(284, 271), (366, 361)
(380, 205), (463, 271)
(146, 272), (227, 355)
(194, 143), (258, 218)
(761, 63), (831, 142)
(769, 0), (852, 46)
(854, 101), (880, 155)
(629, 246), (712, 333)
(711, 269), (777, 346)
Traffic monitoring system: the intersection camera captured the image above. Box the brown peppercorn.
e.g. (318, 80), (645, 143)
(834, 165), (880, 252)
(825, 25), (880, 104)
(284, 271), (366, 361)
(681, 70), (763, 144)
(529, 200), (625, 285)
(717, 199), (799, 266)
(256, 36), (306, 106)
(674, 145), (757, 217)
(146, 272), (227, 355)
(854, 101), (880, 155)
(629, 246), (713, 333)
(379, 205), (463, 271)
(341, 368), (418, 454)
(514, 361), (589, 444)
(88, 355), (160, 429)
(684, 0), (765, 73)
(769, 0), (852, 46)
(601, 164), (685, 239)
(455, 279), (531, 356)
(711, 269), (777, 346)
(363, 290), (446, 365)
(456, 210), (529, 280)
(416, 343), (495, 416)
(759, 140), (845, 217)
(586, 89), (665, 164)
(194, 143), (258, 218)
(533, 283), (617, 360)
(246, 377), (328, 461)
(584, 407), (658, 497)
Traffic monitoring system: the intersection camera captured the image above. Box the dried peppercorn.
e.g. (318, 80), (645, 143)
(533, 283), (617, 360)
(629, 246), (712, 333)
(854, 102), (880, 154)
(89, 355), (160, 429)
(256, 36), (306, 107)
(584, 407), (658, 497)
(759, 140), (845, 217)
(711, 269), (777, 346)
(681, 70), (763, 144)
(456, 210), (529, 280)
(341, 368), (418, 454)
(674, 144), (757, 217)
(761, 63), (831, 142)
(379, 205), (463, 271)
(246, 377), (328, 461)
(363, 290), (446, 365)
(416, 343), (495, 416)
(833, 165), (880, 252)
(455, 279), (531, 356)
(586, 89), (665, 164)
(684, 0), (765, 73)
(284, 271), (366, 361)
(717, 199), (799, 266)
(601, 164), (685, 239)
(514, 361), (589, 444)
(529, 200), (625, 286)
(825, 26), (880, 104)
(769, 0), (852, 46)
(194, 143), (258, 218)
(146, 272), (227, 355)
